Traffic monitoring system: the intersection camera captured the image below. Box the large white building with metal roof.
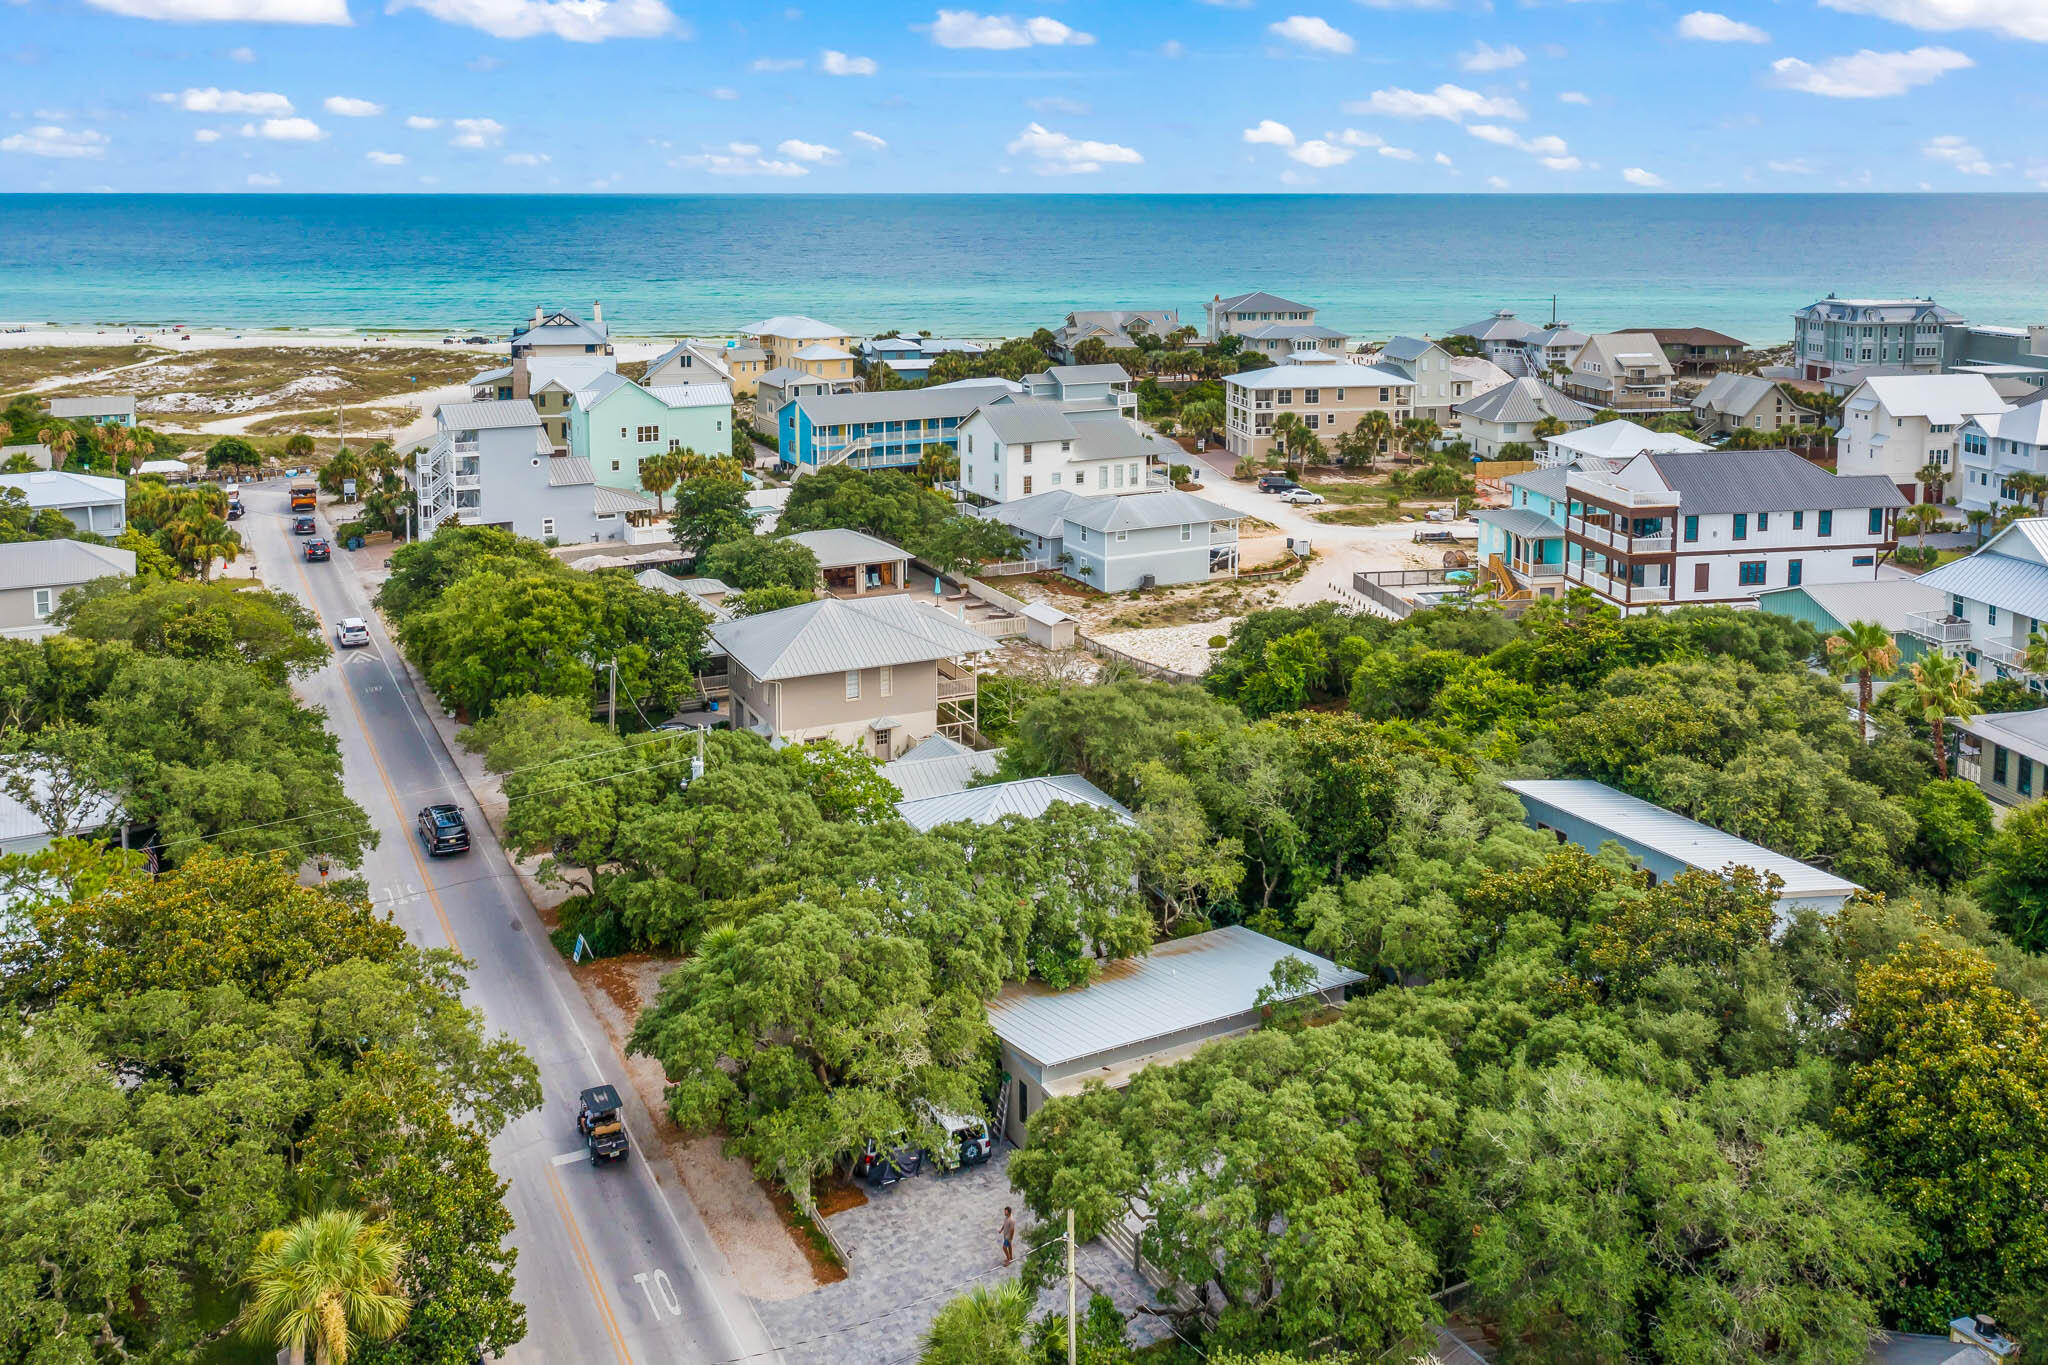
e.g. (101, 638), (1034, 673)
(707, 594), (992, 757)
(1221, 361), (1417, 464)
(1836, 373), (2009, 500)
(1955, 403), (2048, 515)
(977, 487), (1242, 590)
(957, 397), (1163, 505)
(987, 925), (1363, 1146)
(416, 398), (646, 545)
(1503, 779), (1861, 928)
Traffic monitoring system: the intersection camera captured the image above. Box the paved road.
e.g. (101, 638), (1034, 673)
(245, 485), (780, 1365)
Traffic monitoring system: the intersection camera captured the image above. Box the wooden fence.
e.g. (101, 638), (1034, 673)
(1474, 459), (1540, 481)
(1076, 632), (1205, 685)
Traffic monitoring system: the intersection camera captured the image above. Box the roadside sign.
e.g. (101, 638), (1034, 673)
(573, 934), (589, 963)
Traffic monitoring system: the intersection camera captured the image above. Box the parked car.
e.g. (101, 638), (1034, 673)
(1279, 488), (1326, 505)
(292, 515), (316, 535)
(935, 1113), (995, 1169)
(1256, 473), (1300, 493)
(416, 804), (470, 856)
(334, 617), (371, 649)
(854, 1134), (925, 1187)
(303, 538), (331, 562)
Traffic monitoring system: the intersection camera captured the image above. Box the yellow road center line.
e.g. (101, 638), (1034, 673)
(546, 1160), (636, 1365)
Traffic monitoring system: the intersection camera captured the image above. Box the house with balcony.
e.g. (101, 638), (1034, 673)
(1222, 362), (1417, 465)
(1691, 372), (1820, 438)
(857, 335), (985, 382)
(756, 367), (858, 438)
(1907, 518), (2048, 692)
(1453, 378), (1593, 459)
(1206, 291), (1318, 341)
(1476, 465), (1572, 602)
(417, 399), (647, 544)
(1019, 363), (1137, 420)
(646, 339), (769, 398)
(1955, 404), (2048, 514)
(1509, 326), (1591, 383)
(1203, 291), (1348, 360)
(1560, 449), (1905, 614)
(511, 304), (613, 360)
(1957, 708), (2048, 806)
(1561, 332), (1679, 413)
(707, 593), (993, 759)
(1643, 327), (1748, 375)
(1444, 310), (1545, 374)
(1837, 373), (2009, 501)
(742, 315), (858, 373)
(779, 380), (1014, 474)
(566, 372), (732, 496)
(1792, 295), (1961, 381)
(957, 397), (1159, 504)
(1050, 308), (1181, 361)
(976, 487), (1241, 591)
(1375, 337), (1476, 430)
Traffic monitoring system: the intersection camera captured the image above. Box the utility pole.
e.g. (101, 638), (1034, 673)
(1066, 1207), (1077, 1365)
(604, 658), (617, 731)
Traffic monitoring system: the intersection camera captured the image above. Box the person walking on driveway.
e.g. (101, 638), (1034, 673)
(1001, 1206), (1015, 1266)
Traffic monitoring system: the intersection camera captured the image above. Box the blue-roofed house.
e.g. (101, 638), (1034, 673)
(987, 925), (1364, 1146)
(778, 380), (1011, 473)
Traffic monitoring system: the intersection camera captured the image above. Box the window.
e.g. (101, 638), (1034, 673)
(1733, 513), (1748, 541)
(1683, 515), (1699, 543)
(1793, 510), (1804, 530)
(1378, 388), (1390, 401)
(1305, 414), (1320, 430)
(541, 517), (556, 538)
(1114, 465), (1125, 489)
(1990, 603), (1999, 626)
(1304, 389), (1320, 404)
(1181, 523), (1192, 542)
(844, 670), (860, 700)
(1852, 554), (1875, 566)
(1114, 530), (1128, 543)
(1788, 559), (1803, 586)
(1021, 476), (1033, 495)
(1869, 507), (1884, 534)
(2023, 756), (2036, 798)
(611, 460), (620, 471)
(1739, 560), (1766, 586)
(879, 665), (893, 698)
(1757, 512), (1769, 532)
(32, 588), (52, 619)
(1818, 510), (1833, 537)
(1996, 746), (2009, 785)
(1021, 445), (1033, 464)
(635, 424), (658, 445)
(1098, 467), (1109, 489)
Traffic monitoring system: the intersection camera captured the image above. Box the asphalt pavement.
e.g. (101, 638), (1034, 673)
(245, 484), (781, 1365)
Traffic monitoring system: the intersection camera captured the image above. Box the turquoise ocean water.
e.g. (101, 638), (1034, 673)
(3, 193), (2046, 345)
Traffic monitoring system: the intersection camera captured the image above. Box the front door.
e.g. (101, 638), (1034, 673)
(873, 728), (892, 759)
(1693, 562), (1710, 593)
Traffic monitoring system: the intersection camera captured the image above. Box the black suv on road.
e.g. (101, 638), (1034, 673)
(1256, 472), (1300, 493)
(417, 804), (470, 856)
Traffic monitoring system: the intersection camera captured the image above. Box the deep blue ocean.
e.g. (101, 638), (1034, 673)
(3, 193), (2045, 346)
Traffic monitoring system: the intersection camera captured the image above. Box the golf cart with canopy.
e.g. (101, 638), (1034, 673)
(575, 1084), (630, 1165)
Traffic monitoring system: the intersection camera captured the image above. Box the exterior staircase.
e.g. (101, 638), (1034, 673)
(1486, 554), (1532, 602)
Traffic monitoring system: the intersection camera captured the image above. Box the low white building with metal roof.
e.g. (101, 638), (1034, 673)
(976, 487), (1242, 591)
(782, 528), (911, 596)
(1905, 517), (2048, 689)
(1503, 778), (1860, 927)
(47, 394), (135, 426)
(882, 734), (1003, 801)
(0, 470), (127, 536)
(987, 925), (1364, 1145)
(895, 773), (1130, 833)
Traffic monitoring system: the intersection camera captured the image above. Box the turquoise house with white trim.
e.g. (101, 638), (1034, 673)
(567, 372), (732, 494)
(1475, 466), (1573, 599)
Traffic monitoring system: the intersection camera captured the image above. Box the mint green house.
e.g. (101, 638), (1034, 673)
(567, 372), (734, 494)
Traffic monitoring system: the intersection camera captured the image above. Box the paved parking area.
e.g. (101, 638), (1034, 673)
(751, 1149), (1174, 1363)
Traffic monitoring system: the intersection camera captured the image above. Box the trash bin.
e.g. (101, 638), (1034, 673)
(346, 536), (364, 550)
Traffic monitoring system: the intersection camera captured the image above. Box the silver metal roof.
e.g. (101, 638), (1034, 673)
(0, 470), (125, 507)
(1475, 506), (1561, 539)
(1757, 577), (1943, 633)
(882, 737), (1004, 801)
(0, 538), (135, 590)
(547, 457), (595, 487)
(48, 394), (135, 419)
(708, 593), (992, 681)
(986, 925), (1365, 1068)
(1503, 779), (1859, 900)
(744, 315), (849, 340)
(976, 398), (1079, 444)
(1044, 363), (1133, 386)
(1226, 361), (1415, 392)
(983, 487), (1239, 536)
(437, 399), (542, 431)
(1455, 377), (1593, 425)
(1917, 534), (2048, 620)
(1960, 708), (2048, 767)
(1215, 290), (1314, 315)
(896, 773), (1130, 832)
(593, 484), (654, 514)
(794, 385), (987, 425)
(1693, 372), (1781, 416)
(782, 528), (908, 568)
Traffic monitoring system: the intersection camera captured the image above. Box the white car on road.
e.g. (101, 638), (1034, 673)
(1278, 488), (1326, 505)
(334, 617), (371, 649)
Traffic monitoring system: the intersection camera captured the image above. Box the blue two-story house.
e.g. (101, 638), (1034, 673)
(1475, 467), (1573, 601)
(779, 379), (1021, 473)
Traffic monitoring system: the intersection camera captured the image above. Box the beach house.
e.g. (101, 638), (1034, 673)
(1444, 310), (1545, 373)
(778, 381), (1014, 474)
(1905, 517), (2048, 691)
(1202, 290), (1349, 360)
(742, 316), (858, 381)
(1374, 337), (1476, 431)
(1050, 309), (1180, 361)
(510, 304), (613, 360)
(0, 540), (135, 638)
(1791, 295), (1962, 381)
(1690, 372), (1820, 438)
(1452, 378), (1592, 459)
(0, 471), (127, 536)
(565, 372), (733, 495)
(46, 395), (135, 428)
(1560, 332), (1679, 413)
(645, 339), (769, 399)
(1836, 373), (2009, 501)
(956, 397), (1157, 504)
(1221, 361), (1416, 465)
(1642, 327), (1748, 375)
(976, 487), (1242, 590)
(1956, 404), (2048, 513)
(1539, 417), (1709, 467)
(416, 399), (633, 544)
(857, 335), (986, 381)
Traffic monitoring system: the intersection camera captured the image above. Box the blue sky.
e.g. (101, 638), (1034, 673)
(2, 0), (2041, 192)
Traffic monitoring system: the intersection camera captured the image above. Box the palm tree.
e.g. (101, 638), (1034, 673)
(1269, 412), (1306, 476)
(1532, 415), (1568, 442)
(916, 440), (958, 488)
(918, 1281), (1031, 1365)
(1915, 460), (1948, 506)
(1908, 650), (1978, 779)
(1896, 502), (1945, 555)
(638, 452), (680, 513)
(179, 515), (241, 582)
(237, 1210), (410, 1365)
(1398, 416), (1441, 462)
(1825, 620), (1900, 743)
(2024, 628), (2048, 678)
(37, 425), (77, 471)
(1967, 507), (1992, 545)
(1357, 409), (1394, 465)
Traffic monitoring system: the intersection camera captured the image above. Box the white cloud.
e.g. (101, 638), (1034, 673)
(1349, 83), (1525, 122)
(1458, 41), (1524, 71)
(676, 143), (809, 176)
(1677, 10), (1768, 42)
(821, 48), (878, 74)
(1769, 46), (1971, 97)
(1290, 139), (1353, 167)
(161, 86), (292, 115)
(1434, 151), (1454, 167)
(227, 45), (256, 60)
(928, 10), (1094, 48)
(1819, 0), (2048, 41)
(1242, 119), (1296, 147)
(247, 171), (281, 185)
(450, 116), (505, 147)
(1332, 128), (1384, 147)
(81, 0), (347, 22)
(323, 95), (383, 116)
(406, 115), (440, 129)
(194, 128), (224, 142)
(1923, 133), (1996, 174)
(1541, 156), (1583, 171)
(1160, 38), (1184, 57)
(776, 137), (839, 162)
(1029, 96), (1090, 115)
(367, 149), (405, 164)
(710, 86), (738, 99)
(1558, 90), (1590, 104)
(1269, 15), (1354, 53)
(850, 129), (887, 149)
(1467, 122), (1578, 168)
(242, 116), (325, 140)
(503, 150), (549, 164)
(387, 0), (681, 41)
(1466, 122), (1520, 146)
(1487, 174), (1509, 188)
(1378, 144), (1418, 160)
(1, 124), (109, 158)
(1767, 157), (1814, 173)
(1005, 121), (1141, 174)
(752, 57), (804, 70)
(1622, 166), (1665, 186)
